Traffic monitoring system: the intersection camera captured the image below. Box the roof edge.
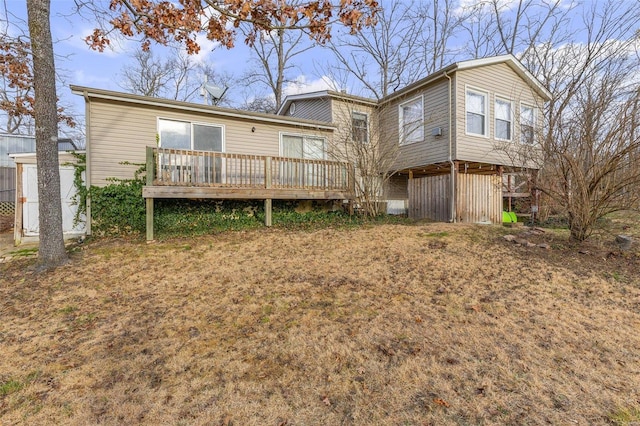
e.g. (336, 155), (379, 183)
(277, 90), (377, 115)
(70, 85), (336, 131)
(381, 54), (552, 103)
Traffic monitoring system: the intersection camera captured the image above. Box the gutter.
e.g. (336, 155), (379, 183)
(444, 71), (456, 223)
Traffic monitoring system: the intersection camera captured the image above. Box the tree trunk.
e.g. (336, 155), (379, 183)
(27, 0), (67, 268)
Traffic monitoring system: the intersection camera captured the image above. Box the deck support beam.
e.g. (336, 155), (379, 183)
(264, 156), (272, 227)
(146, 146), (155, 241)
(146, 198), (154, 241)
(265, 199), (272, 227)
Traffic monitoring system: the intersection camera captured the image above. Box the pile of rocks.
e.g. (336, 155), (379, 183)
(503, 227), (551, 249)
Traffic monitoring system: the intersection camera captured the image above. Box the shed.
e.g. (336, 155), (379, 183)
(10, 151), (86, 245)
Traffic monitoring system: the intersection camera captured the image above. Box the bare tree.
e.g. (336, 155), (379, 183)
(460, 0), (573, 59)
(239, 95), (277, 114)
(0, 11), (34, 134)
(324, 1), (422, 99)
(120, 49), (175, 97)
(242, 26), (313, 112)
(509, 0), (640, 241)
(415, 0), (467, 74)
(119, 46), (230, 104)
(329, 100), (399, 216)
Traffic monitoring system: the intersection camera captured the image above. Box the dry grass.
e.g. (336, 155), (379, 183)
(1, 221), (640, 425)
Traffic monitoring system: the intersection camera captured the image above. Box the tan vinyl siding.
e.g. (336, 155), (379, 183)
(330, 99), (376, 144)
(381, 79), (452, 171)
(455, 63), (543, 167)
(287, 98), (332, 122)
(88, 98), (332, 186)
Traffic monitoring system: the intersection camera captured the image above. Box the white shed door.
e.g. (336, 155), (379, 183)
(23, 164), (85, 236)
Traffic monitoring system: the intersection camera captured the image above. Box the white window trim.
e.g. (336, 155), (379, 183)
(398, 95), (424, 146)
(352, 110), (369, 144)
(157, 117), (226, 152)
(278, 132), (327, 159)
(465, 86), (489, 138)
(494, 95), (514, 142)
(519, 102), (536, 145)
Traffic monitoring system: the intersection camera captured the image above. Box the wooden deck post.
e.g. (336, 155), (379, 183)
(452, 161), (459, 223)
(264, 156), (272, 227)
(146, 147), (155, 241)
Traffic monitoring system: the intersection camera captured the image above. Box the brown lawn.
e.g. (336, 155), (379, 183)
(1, 222), (640, 425)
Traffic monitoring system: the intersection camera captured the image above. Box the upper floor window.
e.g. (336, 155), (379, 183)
(399, 96), (424, 145)
(281, 134), (326, 159)
(520, 104), (535, 144)
(158, 118), (223, 152)
(352, 111), (369, 144)
(466, 89), (488, 136)
(495, 98), (513, 141)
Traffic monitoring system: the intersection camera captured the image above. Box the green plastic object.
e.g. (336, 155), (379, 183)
(502, 211), (518, 223)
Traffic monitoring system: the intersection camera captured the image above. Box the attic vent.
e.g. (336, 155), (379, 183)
(289, 102), (296, 115)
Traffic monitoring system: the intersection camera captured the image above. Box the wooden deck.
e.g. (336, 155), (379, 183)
(143, 147), (355, 239)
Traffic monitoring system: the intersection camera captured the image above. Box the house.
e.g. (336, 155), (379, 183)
(69, 86), (355, 239)
(278, 54), (552, 222)
(67, 54), (550, 239)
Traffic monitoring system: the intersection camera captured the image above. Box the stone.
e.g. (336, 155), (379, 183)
(503, 234), (517, 242)
(615, 235), (633, 251)
(538, 243), (551, 249)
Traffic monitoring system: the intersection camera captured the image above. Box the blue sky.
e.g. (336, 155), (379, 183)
(2, 0), (639, 138)
(4, 0), (276, 119)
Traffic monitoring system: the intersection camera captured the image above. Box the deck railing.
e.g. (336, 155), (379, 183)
(148, 147), (354, 192)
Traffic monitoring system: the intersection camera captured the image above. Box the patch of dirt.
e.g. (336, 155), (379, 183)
(1, 222), (639, 425)
(0, 215), (12, 233)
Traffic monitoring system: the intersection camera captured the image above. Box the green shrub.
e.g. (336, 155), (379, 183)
(87, 168), (408, 237)
(155, 199), (265, 237)
(90, 179), (146, 235)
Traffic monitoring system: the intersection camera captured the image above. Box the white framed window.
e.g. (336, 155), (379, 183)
(466, 88), (488, 137)
(158, 118), (224, 152)
(399, 96), (424, 145)
(495, 97), (513, 141)
(520, 104), (535, 144)
(279, 133), (327, 187)
(352, 111), (368, 144)
(280, 134), (326, 159)
(157, 118), (225, 184)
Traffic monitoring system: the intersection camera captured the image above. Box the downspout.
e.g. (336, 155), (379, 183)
(83, 90), (92, 235)
(444, 71), (456, 223)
